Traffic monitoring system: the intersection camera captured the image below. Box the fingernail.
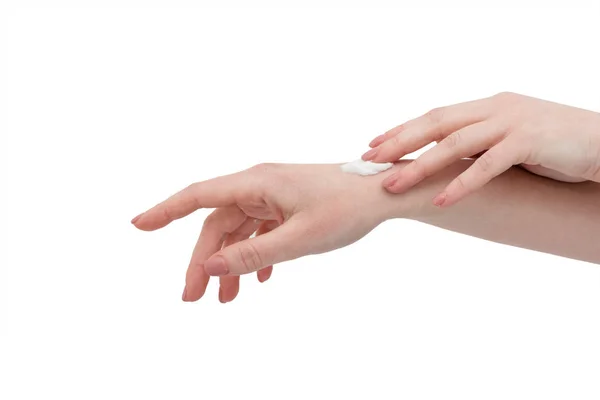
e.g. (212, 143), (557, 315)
(382, 175), (397, 188)
(204, 255), (229, 276)
(182, 286), (188, 301)
(369, 135), (386, 148)
(218, 287), (225, 303)
(362, 148), (378, 161)
(433, 192), (447, 207)
(131, 213), (143, 224)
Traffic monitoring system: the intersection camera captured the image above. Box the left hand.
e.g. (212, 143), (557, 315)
(131, 163), (403, 303)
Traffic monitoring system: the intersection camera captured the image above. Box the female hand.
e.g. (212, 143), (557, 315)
(363, 92), (600, 207)
(131, 163), (402, 303)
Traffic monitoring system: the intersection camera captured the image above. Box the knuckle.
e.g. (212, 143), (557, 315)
(237, 243), (263, 273)
(410, 157), (428, 179)
(185, 183), (203, 210)
(476, 151), (495, 173)
(493, 91), (515, 101)
(249, 162), (280, 175)
(453, 174), (467, 193)
(425, 107), (445, 125)
(202, 211), (219, 228)
(161, 206), (173, 222)
(442, 131), (462, 149)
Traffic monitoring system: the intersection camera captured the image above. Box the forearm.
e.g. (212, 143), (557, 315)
(387, 160), (600, 264)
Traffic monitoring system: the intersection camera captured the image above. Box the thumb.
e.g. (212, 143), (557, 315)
(203, 219), (309, 276)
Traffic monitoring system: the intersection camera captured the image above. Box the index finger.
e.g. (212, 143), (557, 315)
(131, 172), (246, 231)
(366, 97), (493, 163)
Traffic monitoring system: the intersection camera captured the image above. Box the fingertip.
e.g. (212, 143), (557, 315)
(257, 266), (273, 282)
(130, 213), (143, 224)
(181, 286), (188, 302)
(130, 213), (168, 231)
(432, 192), (447, 207)
(218, 284), (239, 303)
(369, 135), (386, 148)
(184, 278), (208, 302)
(204, 255), (229, 276)
(361, 148), (378, 161)
(384, 183), (406, 194)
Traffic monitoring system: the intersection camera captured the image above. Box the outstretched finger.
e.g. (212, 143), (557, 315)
(382, 121), (504, 193)
(364, 97), (492, 163)
(432, 138), (524, 207)
(131, 172), (248, 231)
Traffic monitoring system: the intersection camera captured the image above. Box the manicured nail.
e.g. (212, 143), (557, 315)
(433, 192), (447, 207)
(204, 255), (229, 276)
(181, 286), (188, 301)
(131, 213), (143, 224)
(362, 148), (378, 161)
(369, 134), (386, 148)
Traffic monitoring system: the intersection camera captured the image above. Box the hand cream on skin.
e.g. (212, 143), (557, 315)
(341, 159), (393, 176)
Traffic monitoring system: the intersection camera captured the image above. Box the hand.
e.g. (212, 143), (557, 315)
(131, 163), (402, 303)
(362, 92), (600, 207)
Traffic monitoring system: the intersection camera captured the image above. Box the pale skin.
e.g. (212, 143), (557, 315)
(363, 92), (600, 207)
(131, 160), (600, 303)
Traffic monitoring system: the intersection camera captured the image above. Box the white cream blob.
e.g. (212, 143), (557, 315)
(340, 159), (393, 176)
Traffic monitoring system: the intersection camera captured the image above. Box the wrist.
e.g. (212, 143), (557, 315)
(375, 161), (425, 222)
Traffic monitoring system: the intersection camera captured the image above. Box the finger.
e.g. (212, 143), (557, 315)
(255, 220), (279, 283)
(203, 218), (309, 276)
(183, 206), (247, 302)
(432, 138), (524, 207)
(383, 121), (504, 193)
(131, 172), (247, 231)
(218, 218), (263, 303)
(368, 125), (406, 148)
(363, 97), (492, 163)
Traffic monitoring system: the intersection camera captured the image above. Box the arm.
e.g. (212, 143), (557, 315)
(388, 160), (600, 264)
(133, 160), (598, 302)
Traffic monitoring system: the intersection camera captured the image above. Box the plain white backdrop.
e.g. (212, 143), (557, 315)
(2, 1), (600, 399)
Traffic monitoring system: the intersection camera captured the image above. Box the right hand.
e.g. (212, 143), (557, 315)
(131, 163), (403, 303)
(363, 92), (600, 207)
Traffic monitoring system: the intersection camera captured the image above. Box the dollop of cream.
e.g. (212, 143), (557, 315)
(340, 159), (393, 176)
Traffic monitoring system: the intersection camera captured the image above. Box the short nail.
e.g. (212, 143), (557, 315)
(131, 213), (143, 224)
(369, 135), (386, 148)
(382, 175), (397, 188)
(433, 192), (447, 207)
(362, 148), (378, 161)
(204, 255), (229, 276)
(182, 286), (188, 301)
(218, 287), (225, 303)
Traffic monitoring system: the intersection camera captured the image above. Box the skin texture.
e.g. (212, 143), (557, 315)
(132, 161), (600, 303)
(362, 92), (600, 207)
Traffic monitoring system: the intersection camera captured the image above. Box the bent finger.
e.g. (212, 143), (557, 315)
(219, 218), (263, 303)
(183, 206), (247, 302)
(255, 220), (280, 283)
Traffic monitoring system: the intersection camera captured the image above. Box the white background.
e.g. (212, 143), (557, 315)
(2, 1), (600, 399)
